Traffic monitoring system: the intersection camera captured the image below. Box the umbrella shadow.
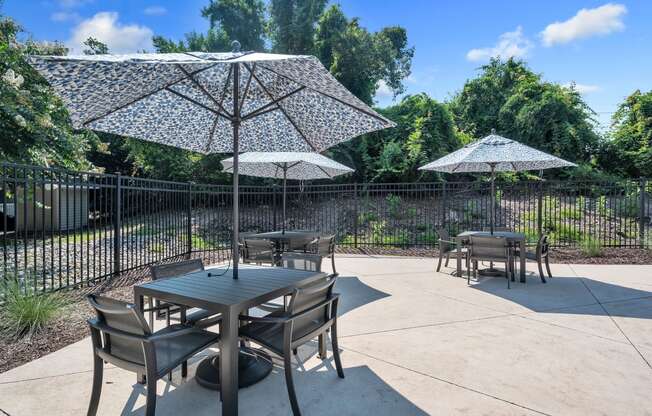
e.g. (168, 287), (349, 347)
(469, 271), (652, 319)
(334, 275), (391, 315)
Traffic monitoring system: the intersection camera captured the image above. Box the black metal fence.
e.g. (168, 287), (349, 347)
(1, 162), (650, 295)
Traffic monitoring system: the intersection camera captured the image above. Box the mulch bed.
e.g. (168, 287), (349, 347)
(2, 247), (651, 374)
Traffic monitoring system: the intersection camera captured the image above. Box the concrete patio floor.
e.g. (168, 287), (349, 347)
(1, 255), (651, 415)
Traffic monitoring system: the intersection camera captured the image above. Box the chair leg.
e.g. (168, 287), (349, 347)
(331, 253), (337, 276)
(467, 259), (471, 284)
(318, 334), (327, 359)
(537, 260), (546, 284)
(145, 373), (157, 416)
(87, 355), (103, 416)
(545, 257), (552, 278)
(505, 261), (510, 289)
(331, 322), (345, 379)
(436, 253), (443, 272)
(283, 354), (302, 416)
(444, 252), (450, 267)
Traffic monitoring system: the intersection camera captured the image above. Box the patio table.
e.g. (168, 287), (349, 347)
(249, 230), (319, 261)
(133, 263), (326, 416)
(455, 231), (527, 283)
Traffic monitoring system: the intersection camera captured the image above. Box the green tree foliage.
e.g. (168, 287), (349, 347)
(449, 58), (600, 165)
(329, 94), (463, 182)
(268, 0), (327, 54)
(82, 37), (109, 55)
(598, 90), (652, 178)
(315, 5), (413, 104)
(0, 15), (100, 169)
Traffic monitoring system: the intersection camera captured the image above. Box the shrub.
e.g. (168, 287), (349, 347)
(597, 195), (611, 217)
(0, 282), (66, 338)
(358, 211), (379, 224)
(386, 194), (402, 219)
(560, 207), (581, 220)
(580, 237), (603, 257)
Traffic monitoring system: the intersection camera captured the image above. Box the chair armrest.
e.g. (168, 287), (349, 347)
(146, 324), (205, 342)
(238, 314), (288, 324)
(87, 318), (146, 342)
(142, 303), (177, 313)
(438, 239), (459, 245)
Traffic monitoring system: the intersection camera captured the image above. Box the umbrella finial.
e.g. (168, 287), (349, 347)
(491, 128), (496, 135)
(231, 40), (241, 53)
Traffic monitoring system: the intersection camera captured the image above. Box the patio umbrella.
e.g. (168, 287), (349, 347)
(28, 45), (394, 279)
(419, 129), (576, 233)
(221, 152), (354, 232)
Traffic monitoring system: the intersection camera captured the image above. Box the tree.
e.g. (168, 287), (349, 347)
(450, 59), (600, 165)
(315, 5), (413, 105)
(0, 15), (100, 170)
(268, 0), (327, 54)
(82, 37), (109, 55)
(598, 90), (652, 178)
(202, 0), (266, 51)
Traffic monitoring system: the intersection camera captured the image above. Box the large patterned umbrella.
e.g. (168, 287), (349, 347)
(29, 47), (394, 278)
(221, 152), (354, 231)
(419, 129), (576, 233)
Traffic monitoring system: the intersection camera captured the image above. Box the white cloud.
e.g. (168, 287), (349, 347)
(50, 11), (80, 22)
(541, 3), (627, 46)
(143, 6), (167, 16)
(375, 80), (393, 99)
(466, 26), (532, 62)
(563, 82), (601, 94)
(67, 12), (154, 54)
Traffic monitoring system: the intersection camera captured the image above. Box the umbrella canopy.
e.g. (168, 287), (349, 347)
(29, 49), (394, 278)
(419, 129), (576, 173)
(419, 129), (576, 233)
(221, 152), (354, 232)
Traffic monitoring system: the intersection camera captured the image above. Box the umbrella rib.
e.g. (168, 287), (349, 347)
(176, 65), (233, 119)
(257, 63), (390, 124)
(164, 87), (230, 119)
(314, 164), (334, 178)
(242, 63), (318, 151)
(241, 86), (306, 121)
(205, 115), (221, 154)
(81, 63), (220, 127)
(238, 63), (255, 114)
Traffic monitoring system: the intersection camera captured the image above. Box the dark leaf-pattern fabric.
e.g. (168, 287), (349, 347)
(28, 52), (395, 154)
(419, 132), (577, 173)
(221, 152), (354, 180)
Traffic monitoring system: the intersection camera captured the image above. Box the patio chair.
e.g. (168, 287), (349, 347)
(242, 238), (276, 265)
(239, 275), (343, 416)
(436, 228), (469, 273)
(514, 234), (552, 283)
(149, 259), (222, 330)
(281, 252), (323, 272)
(308, 234), (337, 275)
(86, 294), (219, 416)
(467, 235), (513, 289)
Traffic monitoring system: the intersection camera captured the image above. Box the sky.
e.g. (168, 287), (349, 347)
(4, 0), (652, 130)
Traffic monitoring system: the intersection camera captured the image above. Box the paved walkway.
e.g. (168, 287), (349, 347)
(1, 256), (651, 415)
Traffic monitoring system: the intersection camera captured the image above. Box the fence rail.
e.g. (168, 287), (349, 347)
(1, 162), (649, 296)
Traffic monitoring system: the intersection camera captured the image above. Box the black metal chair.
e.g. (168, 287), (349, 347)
(436, 228), (468, 273)
(239, 276), (343, 416)
(149, 259), (221, 329)
(281, 252), (323, 272)
(515, 234), (552, 283)
(242, 238), (276, 265)
(467, 235), (513, 288)
(308, 234), (337, 275)
(86, 294), (219, 416)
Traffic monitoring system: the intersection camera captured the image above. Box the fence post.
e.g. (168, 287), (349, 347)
(187, 182), (193, 257)
(640, 178), (647, 248)
(272, 185), (278, 230)
(441, 182), (447, 229)
(353, 183), (358, 248)
(113, 172), (121, 277)
(537, 184), (543, 236)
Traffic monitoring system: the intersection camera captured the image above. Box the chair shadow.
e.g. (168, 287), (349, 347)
(469, 270), (652, 319)
(334, 275), (391, 315)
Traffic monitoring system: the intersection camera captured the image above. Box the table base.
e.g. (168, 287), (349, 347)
(195, 346), (273, 390)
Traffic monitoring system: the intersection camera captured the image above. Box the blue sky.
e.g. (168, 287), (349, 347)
(4, 0), (651, 130)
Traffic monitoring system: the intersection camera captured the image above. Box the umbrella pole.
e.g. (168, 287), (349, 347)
(282, 164), (287, 234)
(490, 164), (496, 235)
(232, 62), (240, 279)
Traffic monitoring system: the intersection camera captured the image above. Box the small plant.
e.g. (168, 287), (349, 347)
(0, 282), (66, 338)
(580, 237), (603, 257)
(358, 211), (379, 224)
(386, 194), (402, 219)
(559, 207), (581, 220)
(151, 243), (165, 253)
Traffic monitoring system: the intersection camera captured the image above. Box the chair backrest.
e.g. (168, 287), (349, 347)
(287, 276), (337, 341)
(315, 235), (335, 256)
(537, 234), (549, 258)
(238, 231), (258, 243)
(281, 252), (322, 272)
(244, 239), (274, 261)
(468, 235), (509, 260)
(287, 235), (314, 251)
(483, 226), (511, 232)
(437, 228), (451, 252)
(87, 294), (150, 366)
(150, 258), (204, 281)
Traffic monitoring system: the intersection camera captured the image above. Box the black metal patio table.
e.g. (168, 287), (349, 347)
(455, 231), (527, 283)
(133, 263), (326, 416)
